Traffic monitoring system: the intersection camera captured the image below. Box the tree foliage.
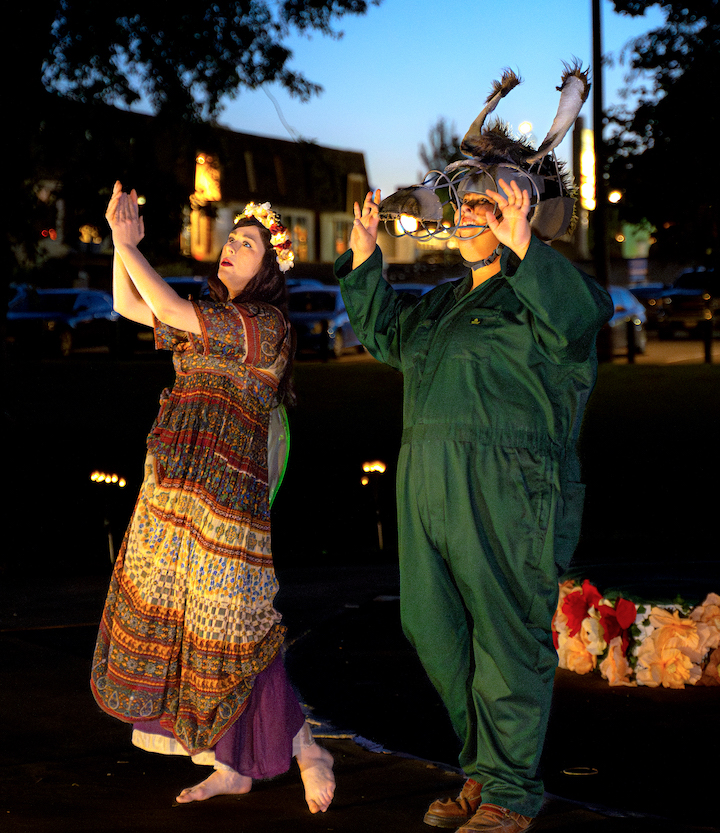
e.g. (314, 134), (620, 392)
(418, 117), (464, 178)
(6, 2), (380, 277)
(606, 0), (719, 263)
(41, 1), (379, 121)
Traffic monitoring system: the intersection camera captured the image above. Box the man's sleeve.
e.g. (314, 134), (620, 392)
(335, 247), (408, 370)
(504, 236), (614, 364)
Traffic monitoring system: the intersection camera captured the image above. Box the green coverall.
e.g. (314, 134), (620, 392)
(335, 236), (613, 817)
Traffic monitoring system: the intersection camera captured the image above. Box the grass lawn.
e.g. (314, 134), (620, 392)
(4, 355), (718, 592)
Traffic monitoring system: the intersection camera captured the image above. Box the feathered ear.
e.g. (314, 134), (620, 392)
(460, 69), (521, 157)
(527, 60), (590, 164)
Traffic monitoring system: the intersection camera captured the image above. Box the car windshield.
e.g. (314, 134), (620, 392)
(166, 278), (206, 300)
(288, 292), (338, 313)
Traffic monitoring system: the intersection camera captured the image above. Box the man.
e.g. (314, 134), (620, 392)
(335, 141), (612, 829)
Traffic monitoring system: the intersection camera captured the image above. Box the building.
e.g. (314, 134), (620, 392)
(24, 97), (370, 278)
(187, 125), (368, 267)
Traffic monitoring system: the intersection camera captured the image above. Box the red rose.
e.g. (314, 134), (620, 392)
(598, 604), (621, 644)
(561, 580), (603, 637)
(562, 592), (589, 637)
(615, 597), (636, 630)
(582, 579), (603, 608)
(598, 597), (636, 654)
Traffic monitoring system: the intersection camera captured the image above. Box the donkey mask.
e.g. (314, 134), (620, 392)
(379, 61), (591, 244)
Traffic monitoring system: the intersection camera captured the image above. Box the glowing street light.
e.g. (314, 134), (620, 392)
(580, 128), (596, 211)
(362, 460), (387, 474)
(90, 469), (128, 564)
(90, 470), (127, 488)
(362, 460), (387, 550)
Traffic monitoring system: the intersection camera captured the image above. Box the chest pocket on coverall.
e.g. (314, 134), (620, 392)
(449, 309), (500, 365)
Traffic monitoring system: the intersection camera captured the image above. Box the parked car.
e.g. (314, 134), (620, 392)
(654, 268), (718, 339)
(389, 282), (435, 298)
(6, 285), (119, 357)
(287, 285), (361, 357)
(165, 275), (208, 300)
(628, 282), (671, 330)
(114, 276), (208, 353)
(607, 285), (647, 355)
(286, 277), (325, 290)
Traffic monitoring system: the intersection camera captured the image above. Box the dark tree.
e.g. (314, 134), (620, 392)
(6, 1), (381, 278)
(41, 1), (380, 122)
(605, 0), (719, 264)
(418, 117), (464, 179)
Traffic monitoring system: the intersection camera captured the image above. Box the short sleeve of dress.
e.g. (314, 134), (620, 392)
(154, 318), (190, 351)
(190, 300), (286, 365)
(153, 300), (290, 389)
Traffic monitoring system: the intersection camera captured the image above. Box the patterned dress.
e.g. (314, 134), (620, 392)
(91, 299), (292, 756)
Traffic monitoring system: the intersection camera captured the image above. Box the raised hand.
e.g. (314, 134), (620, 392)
(105, 180), (123, 227)
(350, 189), (381, 268)
(106, 181), (145, 248)
(484, 178), (531, 260)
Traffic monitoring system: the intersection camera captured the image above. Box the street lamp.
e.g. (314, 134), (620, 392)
(90, 469), (127, 563)
(362, 460), (387, 550)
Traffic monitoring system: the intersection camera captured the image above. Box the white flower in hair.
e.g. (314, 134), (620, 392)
(234, 201), (295, 272)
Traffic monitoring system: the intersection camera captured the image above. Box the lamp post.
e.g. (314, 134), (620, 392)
(592, 0), (608, 288)
(362, 460), (387, 551)
(592, 0), (613, 362)
(90, 469), (127, 563)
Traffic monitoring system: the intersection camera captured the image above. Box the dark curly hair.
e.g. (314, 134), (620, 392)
(208, 216), (296, 406)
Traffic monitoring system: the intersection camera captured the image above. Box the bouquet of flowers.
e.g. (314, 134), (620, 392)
(552, 580), (720, 688)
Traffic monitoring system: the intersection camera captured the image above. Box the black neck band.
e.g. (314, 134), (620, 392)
(463, 244), (503, 270)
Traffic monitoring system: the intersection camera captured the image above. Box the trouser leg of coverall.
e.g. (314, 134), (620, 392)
(397, 441), (560, 819)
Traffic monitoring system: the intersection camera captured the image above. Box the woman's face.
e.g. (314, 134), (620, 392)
(217, 225), (266, 296)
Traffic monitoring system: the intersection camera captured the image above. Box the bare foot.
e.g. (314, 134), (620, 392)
(175, 769), (252, 803)
(297, 743), (335, 813)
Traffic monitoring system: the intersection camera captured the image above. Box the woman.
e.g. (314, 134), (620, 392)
(91, 182), (334, 812)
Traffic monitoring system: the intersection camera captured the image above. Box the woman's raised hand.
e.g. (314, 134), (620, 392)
(106, 181), (145, 248)
(350, 189), (381, 269)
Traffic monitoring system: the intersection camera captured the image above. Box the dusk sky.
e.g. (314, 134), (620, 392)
(213, 0), (665, 196)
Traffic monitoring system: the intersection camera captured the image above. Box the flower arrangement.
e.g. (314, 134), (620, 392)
(235, 202), (294, 272)
(552, 579), (720, 689)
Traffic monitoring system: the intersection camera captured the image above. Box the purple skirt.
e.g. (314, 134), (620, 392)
(135, 654), (305, 780)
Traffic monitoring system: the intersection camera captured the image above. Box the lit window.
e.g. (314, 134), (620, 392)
(334, 220), (352, 255)
(194, 154), (221, 202)
(291, 216), (309, 262)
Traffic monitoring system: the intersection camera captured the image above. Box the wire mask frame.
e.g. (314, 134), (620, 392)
(378, 158), (549, 241)
(379, 64), (590, 243)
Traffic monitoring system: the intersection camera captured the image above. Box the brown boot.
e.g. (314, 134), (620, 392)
(424, 778), (483, 828)
(457, 803), (534, 832)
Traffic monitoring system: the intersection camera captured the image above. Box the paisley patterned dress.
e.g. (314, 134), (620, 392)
(91, 299), (292, 756)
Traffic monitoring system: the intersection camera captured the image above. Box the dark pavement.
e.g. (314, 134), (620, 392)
(1, 563), (717, 833)
(3, 338), (719, 831)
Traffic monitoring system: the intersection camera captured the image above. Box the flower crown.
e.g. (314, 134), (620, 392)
(235, 202), (294, 272)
